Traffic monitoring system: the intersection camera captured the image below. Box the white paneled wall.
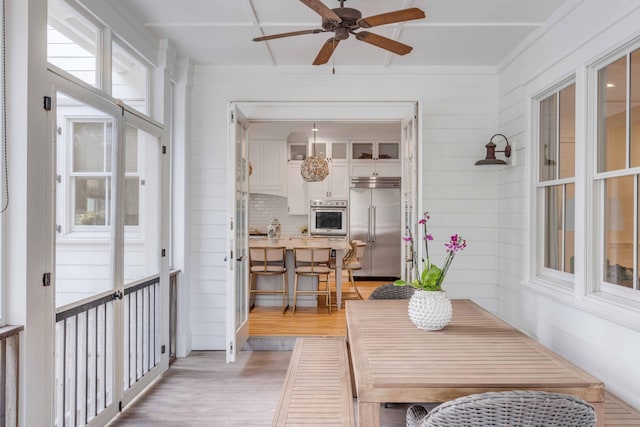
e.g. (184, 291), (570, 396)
(497, 0), (640, 409)
(189, 67), (498, 349)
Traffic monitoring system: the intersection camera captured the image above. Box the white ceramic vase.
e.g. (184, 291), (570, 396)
(408, 290), (452, 330)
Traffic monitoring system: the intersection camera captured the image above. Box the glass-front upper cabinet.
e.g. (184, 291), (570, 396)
(288, 143), (308, 161)
(311, 141), (348, 161)
(352, 141), (399, 160)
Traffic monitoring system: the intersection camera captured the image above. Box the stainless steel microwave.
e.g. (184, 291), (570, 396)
(309, 199), (348, 236)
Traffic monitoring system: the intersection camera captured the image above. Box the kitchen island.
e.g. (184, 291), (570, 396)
(248, 236), (350, 310)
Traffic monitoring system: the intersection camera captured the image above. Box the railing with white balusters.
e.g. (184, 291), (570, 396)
(0, 325), (23, 427)
(55, 275), (161, 426)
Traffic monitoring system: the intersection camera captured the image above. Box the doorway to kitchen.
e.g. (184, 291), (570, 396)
(226, 102), (421, 357)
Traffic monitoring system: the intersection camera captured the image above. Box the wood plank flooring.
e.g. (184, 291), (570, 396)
(111, 280), (640, 426)
(249, 280), (387, 337)
(109, 350), (640, 427)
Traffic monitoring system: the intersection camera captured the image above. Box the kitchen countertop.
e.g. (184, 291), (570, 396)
(249, 235), (350, 310)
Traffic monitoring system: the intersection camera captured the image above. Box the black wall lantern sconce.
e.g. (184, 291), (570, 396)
(475, 133), (512, 165)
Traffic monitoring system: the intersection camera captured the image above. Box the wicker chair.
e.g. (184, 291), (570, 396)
(368, 283), (415, 300)
(406, 390), (596, 427)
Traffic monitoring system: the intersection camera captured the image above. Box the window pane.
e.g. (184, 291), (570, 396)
(559, 84), (576, 179)
(73, 122), (105, 172)
(112, 42), (149, 115)
(631, 49), (640, 167)
(564, 183), (575, 274)
(74, 177), (107, 225)
(603, 176), (634, 288)
(47, 0), (98, 87)
(539, 94), (557, 181)
(598, 56), (627, 172)
(544, 185), (562, 270)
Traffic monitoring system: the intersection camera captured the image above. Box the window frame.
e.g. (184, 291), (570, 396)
(533, 78), (577, 289)
(588, 39), (640, 304)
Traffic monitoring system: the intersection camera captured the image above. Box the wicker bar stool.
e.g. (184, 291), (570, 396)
(292, 247), (332, 314)
(406, 390), (596, 427)
(330, 240), (367, 305)
(249, 246), (288, 313)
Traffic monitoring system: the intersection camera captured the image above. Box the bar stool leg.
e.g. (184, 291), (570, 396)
(282, 271), (289, 314)
(349, 270), (364, 300)
(293, 274), (298, 315)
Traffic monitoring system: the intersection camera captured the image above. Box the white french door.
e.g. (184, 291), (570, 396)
(51, 72), (165, 426)
(226, 103), (250, 363)
(401, 103), (421, 282)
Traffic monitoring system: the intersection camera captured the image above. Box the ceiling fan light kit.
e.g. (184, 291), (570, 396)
(253, 0), (426, 65)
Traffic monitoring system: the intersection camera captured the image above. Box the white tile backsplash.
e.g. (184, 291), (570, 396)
(249, 193), (308, 235)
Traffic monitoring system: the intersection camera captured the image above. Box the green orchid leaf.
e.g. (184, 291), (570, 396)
(394, 279), (408, 286)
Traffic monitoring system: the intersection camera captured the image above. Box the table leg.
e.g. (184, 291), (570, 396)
(335, 249), (344, 311)
(357, 401), (380, 427)
(594, 401), (604, 426)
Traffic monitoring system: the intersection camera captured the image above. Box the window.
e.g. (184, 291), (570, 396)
(536, 83), (576, 278)
(596, 47), (640, 294)
(47, 0), (99, 87)
(112, 41), (149, 115)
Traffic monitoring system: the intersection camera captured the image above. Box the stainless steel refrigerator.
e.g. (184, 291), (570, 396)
(349, 177), (401, 278)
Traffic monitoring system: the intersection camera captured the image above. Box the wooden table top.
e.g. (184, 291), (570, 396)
(346, 299), (604, 405)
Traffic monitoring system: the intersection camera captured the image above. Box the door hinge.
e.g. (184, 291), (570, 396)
(119, 401), (123, 412)
(56, 174), (62, 183)
(162, 146), (167, 154)
(56, 126), (62, 135)
(43, 96), (52, 111)
(42, 272), (52, 287)
(161, 344), (166, 354)
(230, 342), (233, 352)
(230, 111), (235, 123)
(161, 248), (166, 257)
(56, 225), (61, 233)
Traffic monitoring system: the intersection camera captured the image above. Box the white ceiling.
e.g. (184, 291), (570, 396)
(107, 0), (572, 67)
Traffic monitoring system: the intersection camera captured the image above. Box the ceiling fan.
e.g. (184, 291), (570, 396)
(253, 0), (426, 65)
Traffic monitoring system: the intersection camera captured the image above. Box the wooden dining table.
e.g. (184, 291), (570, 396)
(346, 299), (605, 426)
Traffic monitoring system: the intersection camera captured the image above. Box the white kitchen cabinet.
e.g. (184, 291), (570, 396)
(308, 162), (349, 200)
(350, 141), (400, 177)
(287, 163), (308, 215)
(249, 140), (286, 196)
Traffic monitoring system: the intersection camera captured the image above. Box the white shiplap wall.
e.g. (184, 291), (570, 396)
(189, 67), (499, 349)
(497, 0), (640, 409)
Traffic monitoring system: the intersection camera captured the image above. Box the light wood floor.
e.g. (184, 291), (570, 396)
(110, 350), (640, 427)
(249, 280), (387, 336)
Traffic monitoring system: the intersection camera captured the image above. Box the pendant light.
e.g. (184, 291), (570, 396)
(301, 123), (329, 182)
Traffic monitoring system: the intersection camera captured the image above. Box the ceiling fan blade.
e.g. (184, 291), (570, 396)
(357, 7), (426, 28)
(299, 0), (341, 24)
(355, 31), (413, 56)
(253, 29), (324, 42)
(313, 37), (340, 65)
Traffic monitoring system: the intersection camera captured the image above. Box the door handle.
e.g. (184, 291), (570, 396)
(236, 255), (247, 262)
(367, 206), (371, 242)
(372, 206), (376, 242)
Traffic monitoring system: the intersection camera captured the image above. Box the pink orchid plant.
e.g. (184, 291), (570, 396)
(395, 211), (467, 291)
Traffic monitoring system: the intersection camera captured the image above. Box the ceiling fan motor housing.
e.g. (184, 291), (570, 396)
(322, 7), (362, 33)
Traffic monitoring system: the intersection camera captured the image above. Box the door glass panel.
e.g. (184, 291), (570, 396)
(564, 183), (575, 274)
(314, 142), (327, 159)
(56, 91), (114, 307)
(124, 125), (159, 284)
(598, 56), (628, 172)
(603, 176), (634, 288)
